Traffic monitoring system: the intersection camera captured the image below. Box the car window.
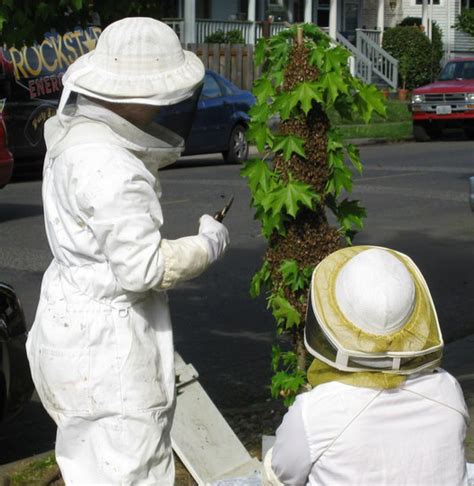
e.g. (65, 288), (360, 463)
(439, 61), (474, 80)
(439, 62), (456, 81)
(462, 61), (474, 79)
(219, 79), (236, 96)
(201, 74), (223, 99)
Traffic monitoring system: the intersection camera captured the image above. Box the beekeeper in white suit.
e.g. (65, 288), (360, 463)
(264, 246), (469, 486)
(26, 17), (229, 485)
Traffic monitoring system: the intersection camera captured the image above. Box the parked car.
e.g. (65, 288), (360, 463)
(0, 283), (34, 420)
(156, 70), (255, 163)
(0, 113), (14, 189)
(411, 58), (474, 141)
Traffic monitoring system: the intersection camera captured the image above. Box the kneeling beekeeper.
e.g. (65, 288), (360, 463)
(264, 246), (469, 486)
(26, 18), (229, 485)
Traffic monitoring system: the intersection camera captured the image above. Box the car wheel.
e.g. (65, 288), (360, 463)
(413, 122), (432, 142)
(222, 125), (249, 164)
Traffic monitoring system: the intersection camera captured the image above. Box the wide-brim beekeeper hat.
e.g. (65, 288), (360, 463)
(305, 246), (443, 374)
(61, 17), (205, 106)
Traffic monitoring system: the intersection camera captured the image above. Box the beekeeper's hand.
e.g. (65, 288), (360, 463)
(199, 214), (230, 264)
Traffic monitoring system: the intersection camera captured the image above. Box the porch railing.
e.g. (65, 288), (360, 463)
(336, 32), (372, 85)
(358, 29), (381, 46)
(196, 19), (255, 43)
(356, 29), (398, 89)
(164, 19), (290, 45)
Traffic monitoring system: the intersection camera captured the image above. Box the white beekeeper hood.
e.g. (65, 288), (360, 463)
(46, 17), (205, 170)
(61, 17), (204, 106)
(305, 246), (443, 374)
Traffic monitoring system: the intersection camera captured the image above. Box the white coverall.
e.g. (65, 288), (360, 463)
(266, 369), (469, 486)
(26, 95), (218, 485)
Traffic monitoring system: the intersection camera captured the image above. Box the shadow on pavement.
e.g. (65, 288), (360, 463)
(0, 399), (56, 465)
(0, 203), (44, 223)
(169, 157), (234, 170)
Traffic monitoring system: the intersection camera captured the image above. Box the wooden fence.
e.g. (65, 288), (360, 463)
(185, 44), (260, 91)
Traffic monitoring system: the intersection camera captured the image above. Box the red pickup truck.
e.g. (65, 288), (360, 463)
(411, 58), (474, 141)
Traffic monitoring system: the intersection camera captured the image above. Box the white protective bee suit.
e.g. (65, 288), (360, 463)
(264, 247), (470, 486)
(26, 18), (229, 485)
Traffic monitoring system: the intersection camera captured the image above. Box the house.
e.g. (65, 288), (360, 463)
(164, 0), (474, 88)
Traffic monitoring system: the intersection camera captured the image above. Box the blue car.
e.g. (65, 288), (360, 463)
(161, 70), (254, 164)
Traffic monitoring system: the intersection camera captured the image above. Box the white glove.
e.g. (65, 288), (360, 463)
(198, 214), (230, 264)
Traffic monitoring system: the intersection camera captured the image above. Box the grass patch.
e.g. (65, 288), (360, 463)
(330, 99), (412, 140)
(338, 121), (412, 140)
(9, 454), (58, 486)
(329, 100), (411, 126)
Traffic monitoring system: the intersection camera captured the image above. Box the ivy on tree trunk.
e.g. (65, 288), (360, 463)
(241, 24), (386, 406)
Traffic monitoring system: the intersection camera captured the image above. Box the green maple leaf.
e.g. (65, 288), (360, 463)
(247, 122), (273, 152)
(254, 38), (266, 67)
(280, 260), (300, 290)
(249, 102), (271, 123)
(309, 45), (325, 68)
(271, 295), (301, 329)
(272, 134), (306, 161)
(337, 199), (366, 231)
(346, 143), (363, 174)
(261, 211), (286, 238)
(327, 129), (344, 153)
(263, 178), (318, 218)
(356, 84), (386, 123)
(240, 158), (273, 194)
(292, 82), (323, 115)
(250, 260), (271, 298)
(273, 91), (299, 120)
(319, 72), (349, 104)
(280, 260), (312, 292)
(325, 47), (350, 73)
(327, 166), (353, 196)
(253, 78), (275, 104)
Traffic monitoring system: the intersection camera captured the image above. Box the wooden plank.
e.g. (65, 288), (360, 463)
(223, 43), (231, 80)
(201, 43), (209, 69)
(212, 43), (220, 72)
(229, 45), (238, 87)
(235, 44), (243, 89)
(245, 44), (254, 91)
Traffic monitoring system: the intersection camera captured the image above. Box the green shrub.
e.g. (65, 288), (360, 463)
(399, 17), (422, 27)
(383, 25), (442, 89)
(431, 22), (444, 79)
(456, 9), (474, 37)
(204, 29), (245, 44)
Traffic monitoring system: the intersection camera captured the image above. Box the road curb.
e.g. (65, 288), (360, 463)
(345, 136), (414, 146)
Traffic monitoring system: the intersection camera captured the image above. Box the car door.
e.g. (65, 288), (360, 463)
(186, 72), (232, 154)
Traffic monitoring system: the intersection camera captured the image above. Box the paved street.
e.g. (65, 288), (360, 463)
(0, 139), (473, 463)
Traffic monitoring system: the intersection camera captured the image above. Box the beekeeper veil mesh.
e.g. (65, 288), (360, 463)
(305, 246), (443, 375)
(52, 17), (205, 154)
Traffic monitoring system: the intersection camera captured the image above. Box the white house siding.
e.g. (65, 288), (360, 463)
(361, 0), (474, 55)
